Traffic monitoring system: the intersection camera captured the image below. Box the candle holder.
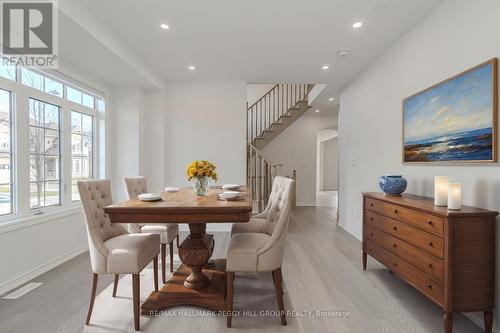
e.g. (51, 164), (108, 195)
(448, 182), (462, 210)
(434, 176), (449, 206)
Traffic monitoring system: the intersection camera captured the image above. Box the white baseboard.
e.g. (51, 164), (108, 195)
(0, 245), (88, 296)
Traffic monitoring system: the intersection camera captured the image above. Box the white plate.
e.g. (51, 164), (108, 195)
(218, 194), (242, 201)
(222, 184), (241, 190)
(220, 191), (241, 199)
(138, 193), (162, 202)
(164, 187), (180, 193)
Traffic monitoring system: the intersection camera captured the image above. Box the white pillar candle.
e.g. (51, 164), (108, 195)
(448, 183), (462, 210)
(434, 176), (449, 206)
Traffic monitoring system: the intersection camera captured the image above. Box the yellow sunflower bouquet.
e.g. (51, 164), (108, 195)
(186, 160), (218, 195)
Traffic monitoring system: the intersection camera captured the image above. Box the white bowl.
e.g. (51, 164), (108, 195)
(164, 187), (180, 193)
(220, 191), (241, 199)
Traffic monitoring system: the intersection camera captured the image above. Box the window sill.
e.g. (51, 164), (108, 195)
(0, 206), (83, 235)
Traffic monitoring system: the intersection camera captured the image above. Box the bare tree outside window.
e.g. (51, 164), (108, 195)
(29, 97), (61, 209)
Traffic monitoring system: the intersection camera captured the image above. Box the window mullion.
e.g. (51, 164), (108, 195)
(15, 89), (30, 216)
(62, 104), (72, 206)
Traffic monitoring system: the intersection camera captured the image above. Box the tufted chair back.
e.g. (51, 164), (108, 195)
(257, 177), (295, 271)
(78, 180), (128, 273)
(123, 177), (148, 233)
(124, 176), (147, 200)
(262, 176), (295, 235)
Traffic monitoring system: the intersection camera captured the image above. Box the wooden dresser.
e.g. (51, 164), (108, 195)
(362, 192), (498, 333)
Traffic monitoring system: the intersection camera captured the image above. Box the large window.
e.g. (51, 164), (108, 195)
(29, 99), (61, 209)
(71, 111), (94, 201)
(0, 89), (12, 215)
(0, 65), (104, 221)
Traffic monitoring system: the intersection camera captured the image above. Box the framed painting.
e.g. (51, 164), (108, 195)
(403, 58), (498, 163)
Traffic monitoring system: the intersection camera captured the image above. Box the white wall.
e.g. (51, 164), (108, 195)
(110, 86), (143, 202)
(140, 91), (166, 193)
(164, 82), (247, 188)
(322, 138), (338, 190)
(262, 115), (337, 205)
(338, 0), (500, 330)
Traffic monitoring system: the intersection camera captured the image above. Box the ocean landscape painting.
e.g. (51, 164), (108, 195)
(403, 59), (497, 162)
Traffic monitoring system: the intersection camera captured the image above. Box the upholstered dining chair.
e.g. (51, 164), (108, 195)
(225, 176), (295, 327)
(78, 180), (160, 331)
(124, 176), (179, 283)
(230, 177), (288, 236)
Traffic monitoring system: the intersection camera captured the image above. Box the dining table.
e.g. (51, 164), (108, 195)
(103, 187), (252, 314)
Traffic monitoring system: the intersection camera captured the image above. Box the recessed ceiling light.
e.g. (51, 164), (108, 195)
(337, 49), (351, 57)
(315, 109), (320, 113)
(160, 24), (170, 30)
(352, 21), (363, 29)
(329, 98), (335, 101)
(322, 65), (330, 70)
(188, 65), (196, 71)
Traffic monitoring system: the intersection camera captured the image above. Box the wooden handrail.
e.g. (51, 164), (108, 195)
(247, 84), (279, 111)
(247, 84), (314, 144)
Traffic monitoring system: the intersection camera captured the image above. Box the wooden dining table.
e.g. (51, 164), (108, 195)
(103, 187), (252, 313)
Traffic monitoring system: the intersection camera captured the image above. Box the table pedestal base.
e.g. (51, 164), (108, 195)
(141, 259), (228, 314)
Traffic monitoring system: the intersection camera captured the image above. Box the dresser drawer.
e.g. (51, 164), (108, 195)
(366, 240), (444, 306)
(365, 225), (444, 281)
(365, 210), (444, 259)
(365, 198), (443, 236)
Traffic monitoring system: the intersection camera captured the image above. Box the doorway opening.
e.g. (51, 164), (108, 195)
(316, 128), (338, 213)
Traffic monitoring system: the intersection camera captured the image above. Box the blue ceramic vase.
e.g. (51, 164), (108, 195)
(379, 175), (407, 195)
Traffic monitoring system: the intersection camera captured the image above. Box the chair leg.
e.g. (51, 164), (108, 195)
(161, 243), (167, 284)
(226, 272), (234, 328)
(132, 274), (140, 331)
(112, 274), (119, 297)
(176, 234), (180, 248)
(169, 241), (174, 273)
(272, 268), (287, 326)
(153, 256), (159, 291)
(85, 273), (98, 325)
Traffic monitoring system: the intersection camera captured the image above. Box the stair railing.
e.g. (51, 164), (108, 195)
(247, 84), (314, 144)
(247, 143), (283, 211)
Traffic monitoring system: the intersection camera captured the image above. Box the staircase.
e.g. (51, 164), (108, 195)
(247, 84), (314, 149)
(246, 83), (314, 209)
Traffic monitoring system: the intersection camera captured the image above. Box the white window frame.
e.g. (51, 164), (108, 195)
(0, 66), (105, 224)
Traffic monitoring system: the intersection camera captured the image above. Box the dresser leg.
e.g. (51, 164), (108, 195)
(362, 252), (367, 271)
(484, 310), (493, 333)
(443, 313), (452, 333)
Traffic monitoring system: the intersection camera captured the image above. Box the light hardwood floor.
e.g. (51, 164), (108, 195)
(0, 205), (483, 333)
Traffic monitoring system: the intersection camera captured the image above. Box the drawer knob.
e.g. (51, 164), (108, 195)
(428, 263), (433, 268)
(393, 243), (397, 248)
(370, 203), (373, 207)
(393, 262), (398, 267)
(393, 226), (398, 231)
(427, 220), (433, 225)
(370, 217), (373, 221)
(370, 232), (373, 236)
(427, 282), (432, 289)
(394, 209), (399, 214)
(428, 241), (433, 247)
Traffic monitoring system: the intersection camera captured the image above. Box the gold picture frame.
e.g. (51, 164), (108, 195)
(402, 58), (498, 164)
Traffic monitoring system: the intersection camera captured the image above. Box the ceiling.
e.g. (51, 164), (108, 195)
(60, 0), (442, 110)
